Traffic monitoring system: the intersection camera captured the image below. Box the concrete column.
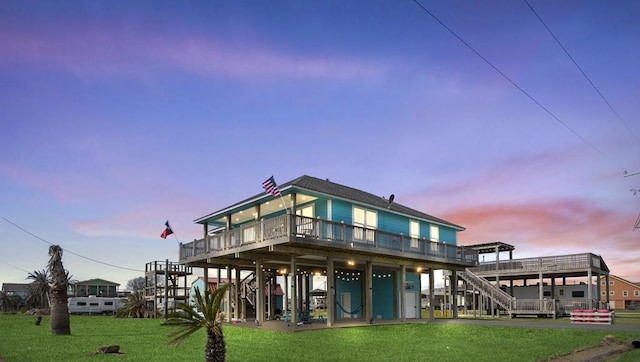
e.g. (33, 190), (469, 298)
(365, 261), (373, 323)
(290, 255), (297, 324)
(327, 256), (335, 326)
(429, 269), (435, 321)
(400, 264), (406, 322)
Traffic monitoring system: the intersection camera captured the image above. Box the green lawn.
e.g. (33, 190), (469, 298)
(1, 314), (639, 361)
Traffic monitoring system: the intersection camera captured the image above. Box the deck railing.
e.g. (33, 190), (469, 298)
(468, 254), (592, 274)
(180, 214), (478, 265)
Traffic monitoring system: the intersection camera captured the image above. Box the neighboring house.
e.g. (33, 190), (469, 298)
(179, 175), (478, 326)
(1, 283), (30, 307)
(69, 278), (119, 297)
(599, 274), (640, 310)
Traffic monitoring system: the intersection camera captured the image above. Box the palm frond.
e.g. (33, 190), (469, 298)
(164, 282), (231, 346)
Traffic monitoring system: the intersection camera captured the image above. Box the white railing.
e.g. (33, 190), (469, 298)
(469, 254), (592, 274)
(459, 270), (514, 311)
(180, 214), (478, 265)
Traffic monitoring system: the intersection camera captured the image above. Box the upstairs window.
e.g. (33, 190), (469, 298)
(353, 206), (376, 242)
(410, 220), (419, 249)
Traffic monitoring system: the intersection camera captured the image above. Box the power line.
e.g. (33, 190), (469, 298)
(410, 0), (606, 158)
(1, 217), (144, 273)
(0, 258), (31, 274)
(524, 0), (640, 147)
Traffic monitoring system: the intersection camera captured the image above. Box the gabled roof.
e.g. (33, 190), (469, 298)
(196, 175), (464, 230)
(604, 274), (640, 289)
(72, 278), (120, 286)
(1, 283), (30, 293)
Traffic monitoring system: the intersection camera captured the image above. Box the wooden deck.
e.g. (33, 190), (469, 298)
(179, 214), (478, 270)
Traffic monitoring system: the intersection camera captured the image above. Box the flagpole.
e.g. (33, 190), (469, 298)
(168, 221), (180, 244)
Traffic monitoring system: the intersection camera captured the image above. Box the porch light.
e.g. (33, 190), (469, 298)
(347, 260), (355, 266)
(416, 267), (423, 273)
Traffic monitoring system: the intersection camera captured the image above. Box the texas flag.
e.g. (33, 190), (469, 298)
(160, 220), (173, 239)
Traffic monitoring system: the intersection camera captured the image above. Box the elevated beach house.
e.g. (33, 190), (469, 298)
(179, 175), (478, 326)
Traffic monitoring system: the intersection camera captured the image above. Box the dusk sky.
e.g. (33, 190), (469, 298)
(1, 1), (639, 289)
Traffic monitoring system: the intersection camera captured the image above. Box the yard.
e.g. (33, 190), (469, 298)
(1, 313), (639, 361)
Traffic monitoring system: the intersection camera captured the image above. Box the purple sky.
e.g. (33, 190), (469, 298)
(1, 1), (639, 289)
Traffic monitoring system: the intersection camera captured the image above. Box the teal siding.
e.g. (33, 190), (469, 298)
(439, 226), (457, 245)
(380, 212), (408, 235)
(313, 199), (328, 219)
(335, 275), (363, 319)
(331, 199), (353, 224)
(372, 270), (394, 319)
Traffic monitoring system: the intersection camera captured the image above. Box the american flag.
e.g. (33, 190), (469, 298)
(262, 176), (281, 196)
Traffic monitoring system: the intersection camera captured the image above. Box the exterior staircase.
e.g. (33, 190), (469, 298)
(458, 269), (514, 315)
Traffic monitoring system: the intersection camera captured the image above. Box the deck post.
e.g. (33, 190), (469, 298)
(290, 255), (297, 325)
(428, 269), (435, 321)
(400, 264), (406, 322)
(451, 270), (458, 319)
(226, 265), (232, 322)
(234, 267), (241, 320)
(365, 261), (373, 323)
(256, 260), (264, 323)
(327, 256), (335, 327)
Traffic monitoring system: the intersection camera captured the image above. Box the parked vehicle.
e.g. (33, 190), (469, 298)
(68, 296), (126, 315)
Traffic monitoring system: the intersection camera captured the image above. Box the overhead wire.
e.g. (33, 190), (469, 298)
(523, 0), (640, 147)
(0, 258), (31, 274)
(410, 0), (606, 158)
(1, 217), (144, 273)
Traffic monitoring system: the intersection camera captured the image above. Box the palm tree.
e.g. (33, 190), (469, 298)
(116, 291), (152, 318)
(48, 245), (71, 335)
(163, 283), (231, 362)
(26, 269), (50, 309)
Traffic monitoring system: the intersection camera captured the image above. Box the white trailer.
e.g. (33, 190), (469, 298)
(68, 296), (126, 315)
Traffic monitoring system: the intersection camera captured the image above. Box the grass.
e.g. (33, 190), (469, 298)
(0, 314), (639, 361)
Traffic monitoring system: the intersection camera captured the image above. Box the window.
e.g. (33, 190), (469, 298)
(410, 220), (419, 249)
(353, 207), (376, 242)
(296, 205), (315, 236)
(601, 281), (606, 286)
(429, 225), (439, 253)
(609, 291), (615, 296)
(623, 290), (629, 297)
(105, 301), (113, 306)
(543, 291), (551, 297)
(609, 281), (615, 286)
(601, 291), (606, 296)
(77, 302), (87, 306)
(559, 289), (564, 296)
(572, 291), (585, 298)
(635, 290), (640, 297)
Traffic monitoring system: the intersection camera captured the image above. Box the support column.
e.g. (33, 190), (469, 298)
(234, 268), (241, 320)
(256, 260), (264, 323)
(428, 269), (435, 321)
(203, 267), (208, 294)
(451, 270), (458, 319)
(290, 255), (297, 324)
(400, 264), (406, 322)
(226, 265), (232, 322)
(327, 256), (335, 327)
(365, 261), (373, 323)
(587, 269), (593, 310)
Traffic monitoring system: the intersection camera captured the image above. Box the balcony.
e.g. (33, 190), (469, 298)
(179, 214), (478, 267)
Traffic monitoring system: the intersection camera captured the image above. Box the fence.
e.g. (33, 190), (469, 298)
(570, 309), (614, 325)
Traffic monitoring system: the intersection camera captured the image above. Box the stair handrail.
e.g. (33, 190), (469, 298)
(459, 270), (514, 310)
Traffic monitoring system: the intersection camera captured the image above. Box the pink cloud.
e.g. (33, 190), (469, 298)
(439, 199), (640, 281)
(0, 26), (387, 82)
